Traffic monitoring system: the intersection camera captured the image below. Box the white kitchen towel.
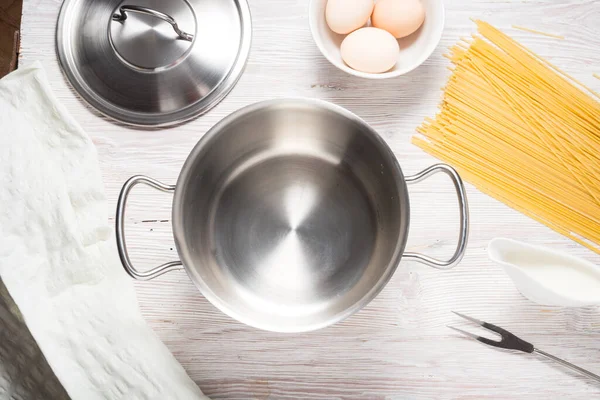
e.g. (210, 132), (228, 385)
(0, 62), (208, 400)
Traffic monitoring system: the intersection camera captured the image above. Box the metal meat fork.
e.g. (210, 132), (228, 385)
(449, 311), (600, 383)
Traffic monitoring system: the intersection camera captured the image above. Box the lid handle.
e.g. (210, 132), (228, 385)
(112, 5), (194, 42)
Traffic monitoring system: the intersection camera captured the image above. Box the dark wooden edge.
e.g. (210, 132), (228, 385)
(10, 29), (19, 72)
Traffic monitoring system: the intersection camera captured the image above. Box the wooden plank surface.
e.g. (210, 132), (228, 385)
(18, 0), (600, 398)
(0, 0), (21, 77)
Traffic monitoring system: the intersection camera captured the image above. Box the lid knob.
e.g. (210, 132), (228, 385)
(109, 1), (196, 71)
(112, 6), (194, 42)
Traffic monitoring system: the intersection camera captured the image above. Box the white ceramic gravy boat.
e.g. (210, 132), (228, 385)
(488, 238), (600, 307)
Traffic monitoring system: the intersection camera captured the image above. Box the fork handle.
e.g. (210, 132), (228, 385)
(534, 349), (600, 383)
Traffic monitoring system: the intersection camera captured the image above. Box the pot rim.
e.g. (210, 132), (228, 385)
(172, 98), (409, 332)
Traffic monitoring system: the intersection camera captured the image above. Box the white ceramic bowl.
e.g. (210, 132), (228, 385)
(309, 0), (445, 79)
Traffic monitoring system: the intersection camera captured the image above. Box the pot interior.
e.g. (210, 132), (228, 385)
(173, 100), (408, 331)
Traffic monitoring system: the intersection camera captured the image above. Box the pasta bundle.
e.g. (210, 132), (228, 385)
(413, 21), (600, 253)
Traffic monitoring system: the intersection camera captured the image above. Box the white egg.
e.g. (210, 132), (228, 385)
(325, 0), (374, 35)
(372, 0), (426, 39)
(340, 27), (400, 73)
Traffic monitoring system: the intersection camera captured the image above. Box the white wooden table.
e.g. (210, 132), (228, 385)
(19, 0), (600, 398)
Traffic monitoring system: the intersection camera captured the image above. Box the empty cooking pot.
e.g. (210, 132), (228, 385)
(116, 99), (469, 332)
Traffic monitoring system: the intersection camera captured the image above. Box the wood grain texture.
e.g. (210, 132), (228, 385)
(0, 0), (21, 77)
(19, 0), (600, 398)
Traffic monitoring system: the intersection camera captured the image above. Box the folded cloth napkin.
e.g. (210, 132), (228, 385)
(0, 63), (208, 400)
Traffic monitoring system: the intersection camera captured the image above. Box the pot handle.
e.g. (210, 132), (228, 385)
(115, 175), (183, 280)
(403, 164), (469, 270)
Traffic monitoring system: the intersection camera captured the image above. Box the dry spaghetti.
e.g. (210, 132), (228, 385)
(413, 20), (600, 254)
(511, 25), (564, 40)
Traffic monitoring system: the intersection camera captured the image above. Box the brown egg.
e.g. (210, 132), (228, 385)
(372, 0), (426, 39)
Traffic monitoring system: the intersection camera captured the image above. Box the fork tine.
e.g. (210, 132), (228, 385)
(447, 325), (481, 341)
(450, 313), (536, 353)
(452, 311), (484, 326)
(448, 325), (502, 348)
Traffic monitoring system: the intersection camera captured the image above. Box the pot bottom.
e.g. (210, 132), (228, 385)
(210, 154), (377, 316)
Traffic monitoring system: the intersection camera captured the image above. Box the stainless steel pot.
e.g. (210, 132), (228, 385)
(116, 99), (469, 332)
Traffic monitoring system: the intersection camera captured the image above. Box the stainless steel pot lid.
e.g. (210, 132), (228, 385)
(56, 0), (251, 126)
